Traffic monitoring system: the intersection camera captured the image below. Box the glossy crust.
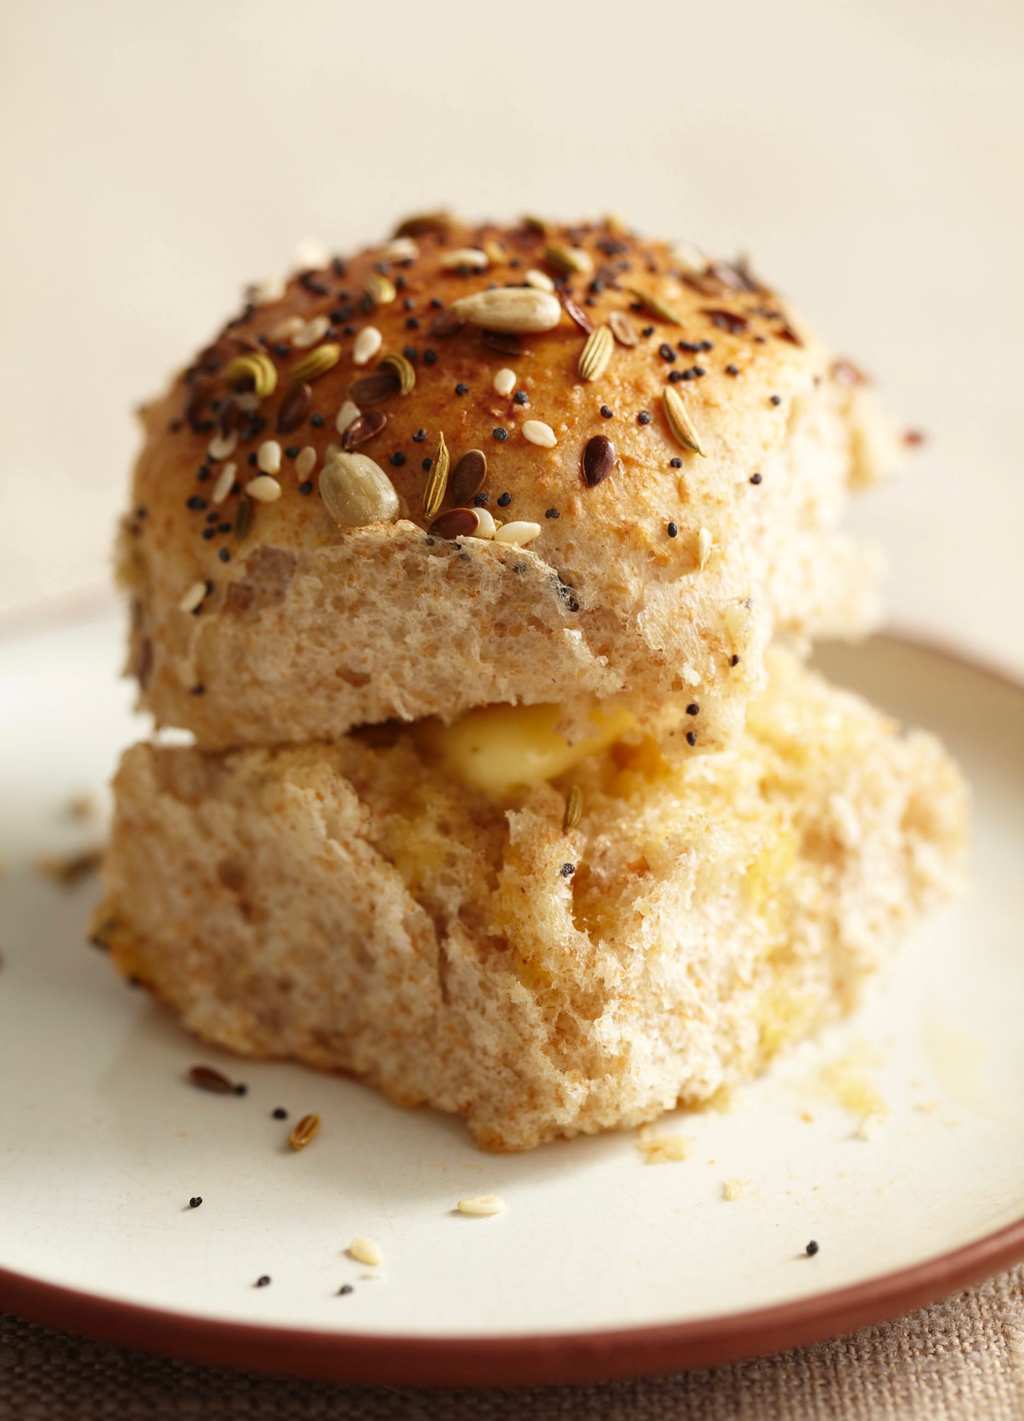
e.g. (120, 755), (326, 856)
(119, 217), (892, 749)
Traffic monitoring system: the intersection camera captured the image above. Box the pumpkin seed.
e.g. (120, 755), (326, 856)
(319, 451), (400, 527)
(578, 325), (613, 382)
(290, 342), (341, 384)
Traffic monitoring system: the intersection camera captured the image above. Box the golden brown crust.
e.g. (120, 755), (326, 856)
(122, 216), (889, 747)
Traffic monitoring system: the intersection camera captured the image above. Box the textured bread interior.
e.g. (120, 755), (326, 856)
(95, 651), (966, 1150)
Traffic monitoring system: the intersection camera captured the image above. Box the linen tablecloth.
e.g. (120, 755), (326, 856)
(3, 1266), (1022, 1419)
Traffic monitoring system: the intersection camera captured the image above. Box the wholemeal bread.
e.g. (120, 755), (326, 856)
(94, 651), (965, 1150)
(118, 215), (894, 753)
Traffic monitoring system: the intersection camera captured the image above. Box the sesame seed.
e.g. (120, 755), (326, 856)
(493, 368), (517, 396)
(456, 1194), (506, 1217)
(353, 326), (382, 366)
(245, 475), (282, 503)
(292, 314), (330, 349)
(188, 1196), (202, 1209)
(347, 1236), (382, 1267)
(495, 520), (542, 547)
(667, 522), (678, 538)
(697, 527), (713, 569)
(336, 400), (360, 435)
(257, 440), (282, 474)
(522, 419), (557, 448)
(295, 447), (317, 480)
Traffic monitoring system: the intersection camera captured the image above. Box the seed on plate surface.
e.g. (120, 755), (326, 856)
(342, 410), (388, 451)
(456, 1195), (506, 1217)
(696, 526), (713, 570)
(211, 466), (236, 505)
(563, 784), (583, 832)
(335, 399), (361, 435)
(187, 1064), (234, 1094)
(383, 236), (419, 262)
(188, 1196), (202, 1208)
(524, 268), (555, 292)
(207, 430), (238, 461)
(276, 382), (312, 433)
(294, 447), (317, 480)
(450, 448), (487, 504)
(379, 351), (416, 395)
(288, 1113), (320, 1150)
(451, 288), (562, 333)
(609, 311), (638, 347)
(348, 1236), (382, 1267)
(628, 288), (683, 325)
(364, 273), (396, 305)
(545, 241), (592, 276)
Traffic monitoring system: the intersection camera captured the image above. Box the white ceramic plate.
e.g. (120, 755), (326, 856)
(1, 606), (1022, 1386)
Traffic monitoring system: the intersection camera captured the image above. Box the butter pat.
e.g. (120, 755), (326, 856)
(418, 701), (634, 798)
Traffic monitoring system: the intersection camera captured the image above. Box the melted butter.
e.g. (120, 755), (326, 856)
(416, 701), (634, 799)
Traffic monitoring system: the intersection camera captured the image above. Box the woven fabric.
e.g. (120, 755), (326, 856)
(2, 1269), (1023, 1420)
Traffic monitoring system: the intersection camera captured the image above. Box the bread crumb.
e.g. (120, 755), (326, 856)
(722, 1178), (747, 1201)
(456, 1194), (506, 1217)
(637, 1132), (688, 1164)
(347, 1236), (382, 1267)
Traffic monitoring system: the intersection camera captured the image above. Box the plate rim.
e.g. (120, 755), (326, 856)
(2, 616), (1021, 1387)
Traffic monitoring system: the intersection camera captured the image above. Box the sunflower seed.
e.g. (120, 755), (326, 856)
(245, 475), (282, 502)
(493, 367), (517, 396)
(524, 268), (555, 292)
(276, 381), (312, 433)
(663, 385), (705, 455)
(582, 434), (616, 487)
(628, 288), (683, 325)
(696, 526), (713, 569)
(563, 784), (583, 832)
(495, 520), (542, 546)
(451, 288), (562, 333)
(257, 440), (282, 474)
(379, 351), (416, 394)
(341, 409), (388, 451)
(393, 211), (451, 238)
(223, 352), (277, 398)
(578, 325), (613, 382)
(353, 326), (383, 366)
(292, 314), (331, 349)
(422, 433), (450, 519)
(291, 342), (341, 384)
(522, 419), (557, 448)
(211, 462), (237, 504)
(347, 1236), (382, 1267)
(348, 367), (401, 405)
(364, 273), (396, 305)
(440, 247), (489, 272)
(288, 1113), (320, 1150)
(609, 311), (638, 347)
(545, 242), (592, 276)
(456, 1194), (506, 1217)
(295, 447), (317, 480)
(179, 580), (208, 614)
(319, 451), (400, 527)
(429, 507), (479, 539)
(450, 449), (487, 504)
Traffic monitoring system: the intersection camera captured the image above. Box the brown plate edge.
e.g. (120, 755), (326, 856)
(1, 612), (1022, 1387)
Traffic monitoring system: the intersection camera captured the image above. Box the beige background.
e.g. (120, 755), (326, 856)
(2, 0), (1022, 676)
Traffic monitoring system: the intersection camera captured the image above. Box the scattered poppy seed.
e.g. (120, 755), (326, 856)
(271, 1107), (288, 1119)
(497, 492), (512, 507)
(412, 428), (427, 442)
(670, 457), (682, 468)
(770, 394), (782, 406)
(637, 411), (652, 425)
(218, 549), (231, 563)
(560, 863), (576, 878)
(600, 405), (614, 419)
(188, 1197), (202, 1209)
(255, 1275), (272, 1287)
(658, 343), (676, 362)
(338, 1284), (355, 1296)
(686, 702), (700, 716)
(667, 522), (678, 538)
(513, 390), (529, 405)
(725, 363), (740, 376)
(806, 1240), (820, 1256)
(545, 508), (559, 519)
(455, 383), (469, 396)
(389, 452), (406, 467)
(730, 654), (741, 667)
(233, 1083), (248, 1096)
(298, 481), (314, 495)
(493, 427), (509, 441)
(686, 730), (698, 746)
(750, 473), (762, 485)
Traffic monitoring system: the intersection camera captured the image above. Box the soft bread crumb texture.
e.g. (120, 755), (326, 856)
(119, 217), (894, 755)
(95, 651), (965, 1151)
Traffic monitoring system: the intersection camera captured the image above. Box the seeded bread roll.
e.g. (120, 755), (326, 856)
(119, 216), (894, 751)
(94, 651), (965, 1150)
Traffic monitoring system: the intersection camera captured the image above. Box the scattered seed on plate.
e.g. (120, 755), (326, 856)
(493, 367), (517, 396)
(245, 274), (285, 306)
(450, 448), (487, 504)
(805, 1240), (820, 1257)
(348, 1236), (382, 1267)
(288, 1113), (320, 1150)
(245, 475), (282, 503)
(257, 440), (282, 474)
(337, 1283), (355, 1297)
(188, 1196), (203, 1209)
(364, 273), (396, 305)
(178, 581), (208, 615)
(456, 1195), (506, 1217)
(545, 241), (592, 276)
(722, 1179), (747, 1201)
(255, 1274), (272, 1287)
(353, 326), (383, 366)
(187, 1064), (236, 1094)
(495, 520), (541, 547)
(522, 420), (557, 449)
